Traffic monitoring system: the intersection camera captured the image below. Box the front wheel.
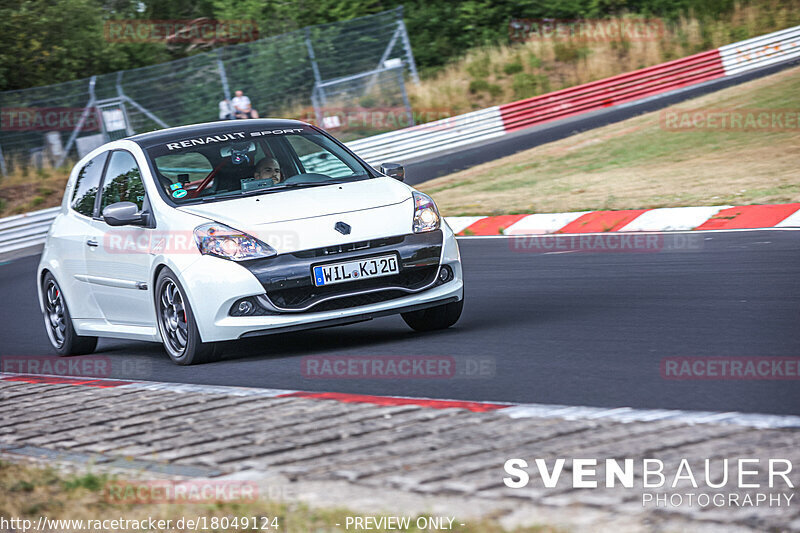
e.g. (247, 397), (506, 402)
(402, 296), (464, 332)
(155, 268), (218, 365)
(41, 272), (98, 356)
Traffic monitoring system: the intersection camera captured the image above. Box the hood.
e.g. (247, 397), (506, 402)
(176, 176), (412, 228)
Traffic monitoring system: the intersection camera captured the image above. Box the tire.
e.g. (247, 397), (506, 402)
(154, 268), (218, 365)
(41, 272), (98, 356)
(402, 296), (464, 332)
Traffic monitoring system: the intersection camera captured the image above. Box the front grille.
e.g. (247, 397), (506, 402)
(266, 265), (438, 311)
(292, 236), (404, 259)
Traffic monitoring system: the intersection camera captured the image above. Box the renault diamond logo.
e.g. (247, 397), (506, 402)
(335, 221), (351, 235)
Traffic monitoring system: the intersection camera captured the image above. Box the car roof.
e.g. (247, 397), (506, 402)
(127, 119), (312, 149)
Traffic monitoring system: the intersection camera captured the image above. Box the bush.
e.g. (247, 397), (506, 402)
(468, 79), (490, 94)
(62, 472), (107, 492)
(468, 79), (502, 97)
(465, 53), (490, 79)
(729, 26), (750, 41)
(10, 480), (35, 492)
(503, 61), (524, 75)
(553, 43), (590, 63)
(512, 73), (539, 99)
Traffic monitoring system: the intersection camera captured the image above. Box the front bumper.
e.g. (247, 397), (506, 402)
(242, 230), (444, 313)
(177, 225), (462, 342)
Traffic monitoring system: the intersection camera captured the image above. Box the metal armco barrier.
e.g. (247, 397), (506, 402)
(1, 24), (798, 256)
(0, 207), (59, 255)
(498, 49), (726, 132)
(719, 25), (800, 76)
(346, 106), (504, 166)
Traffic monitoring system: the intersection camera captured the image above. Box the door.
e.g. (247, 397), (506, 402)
(85, 150), (155, 326)
(57, 151), (109, 320)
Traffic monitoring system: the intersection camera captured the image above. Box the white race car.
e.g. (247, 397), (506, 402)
(37, 120), (464, 364)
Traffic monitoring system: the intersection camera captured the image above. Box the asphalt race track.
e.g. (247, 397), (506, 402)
(3, 59), (800, 419)
(1, 230), (798, 416)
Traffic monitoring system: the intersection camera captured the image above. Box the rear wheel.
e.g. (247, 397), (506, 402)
(42, 272), (97, 356)
(155, 268), (218, 365)
(402, 296), (464, 332)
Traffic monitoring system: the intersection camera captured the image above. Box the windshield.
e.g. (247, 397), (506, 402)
(145, 126), (372, 204)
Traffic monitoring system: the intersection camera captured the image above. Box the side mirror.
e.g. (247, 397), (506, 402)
(380, 163), (405, 182)
(103, 201), (146, 227)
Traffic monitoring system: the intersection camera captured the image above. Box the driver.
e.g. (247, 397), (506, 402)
(254, 157), (282, 185)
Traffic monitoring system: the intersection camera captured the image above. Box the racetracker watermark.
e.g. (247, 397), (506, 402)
(104, 19), (258, 44)
(1, 356), (111, 378)
(105, 480), (258, 504)
(509, 233), (703, 253)
(660, 108), (800, 131)
(300, 107), (453, 132)
(102, 229), (298, 255)
(509, 18), (666, 43)
(301, 355), (495, 379)
(1, 107), (100, 132)
(661, 357), (800, 380)
(1, 355), (152, 379)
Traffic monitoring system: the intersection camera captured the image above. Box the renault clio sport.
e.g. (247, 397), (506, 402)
(37, 120), (464, 364)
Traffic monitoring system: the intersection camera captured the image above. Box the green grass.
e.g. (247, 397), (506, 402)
(0, 460), (563, 533)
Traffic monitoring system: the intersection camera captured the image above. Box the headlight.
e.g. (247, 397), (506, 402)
(194, 222), (276, 261)
(412, 191), (440, 233)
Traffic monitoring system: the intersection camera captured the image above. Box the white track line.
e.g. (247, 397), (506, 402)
(618, 206), (731, 232)
(503, 212), (590, 235)
(776, 209), (800, 227)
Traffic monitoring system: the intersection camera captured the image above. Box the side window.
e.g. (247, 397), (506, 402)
(100, 151), (146, 213)
(286, 136), (354, 178)
(71, 152), (108, 217)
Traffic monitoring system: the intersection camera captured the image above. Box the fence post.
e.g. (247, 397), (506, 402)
(397, 67), (415, 127)
(378, 25), (402, 68)
(114, 73), (169, 130)
(116, 72), (135, 136)
(121, 97), (170, 130)
(311, 86), (324, 128)
(363, 25), (402, 93)
(0, 144), (6, 177)
(57, 75), (97, 168)
(397, 7), (420, 84)
(216, 48), (232, 103)
(305, 27), (326, 105)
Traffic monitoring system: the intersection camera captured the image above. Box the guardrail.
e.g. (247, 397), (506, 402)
(719, 25), (800, 76)
(499, 50), (726, 132)
(0, 24), (798, 257)
(347, 106), (505, 165)
(0, 206), (59, 255)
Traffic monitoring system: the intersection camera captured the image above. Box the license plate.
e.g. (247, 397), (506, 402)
(313, 254), (399, 287)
